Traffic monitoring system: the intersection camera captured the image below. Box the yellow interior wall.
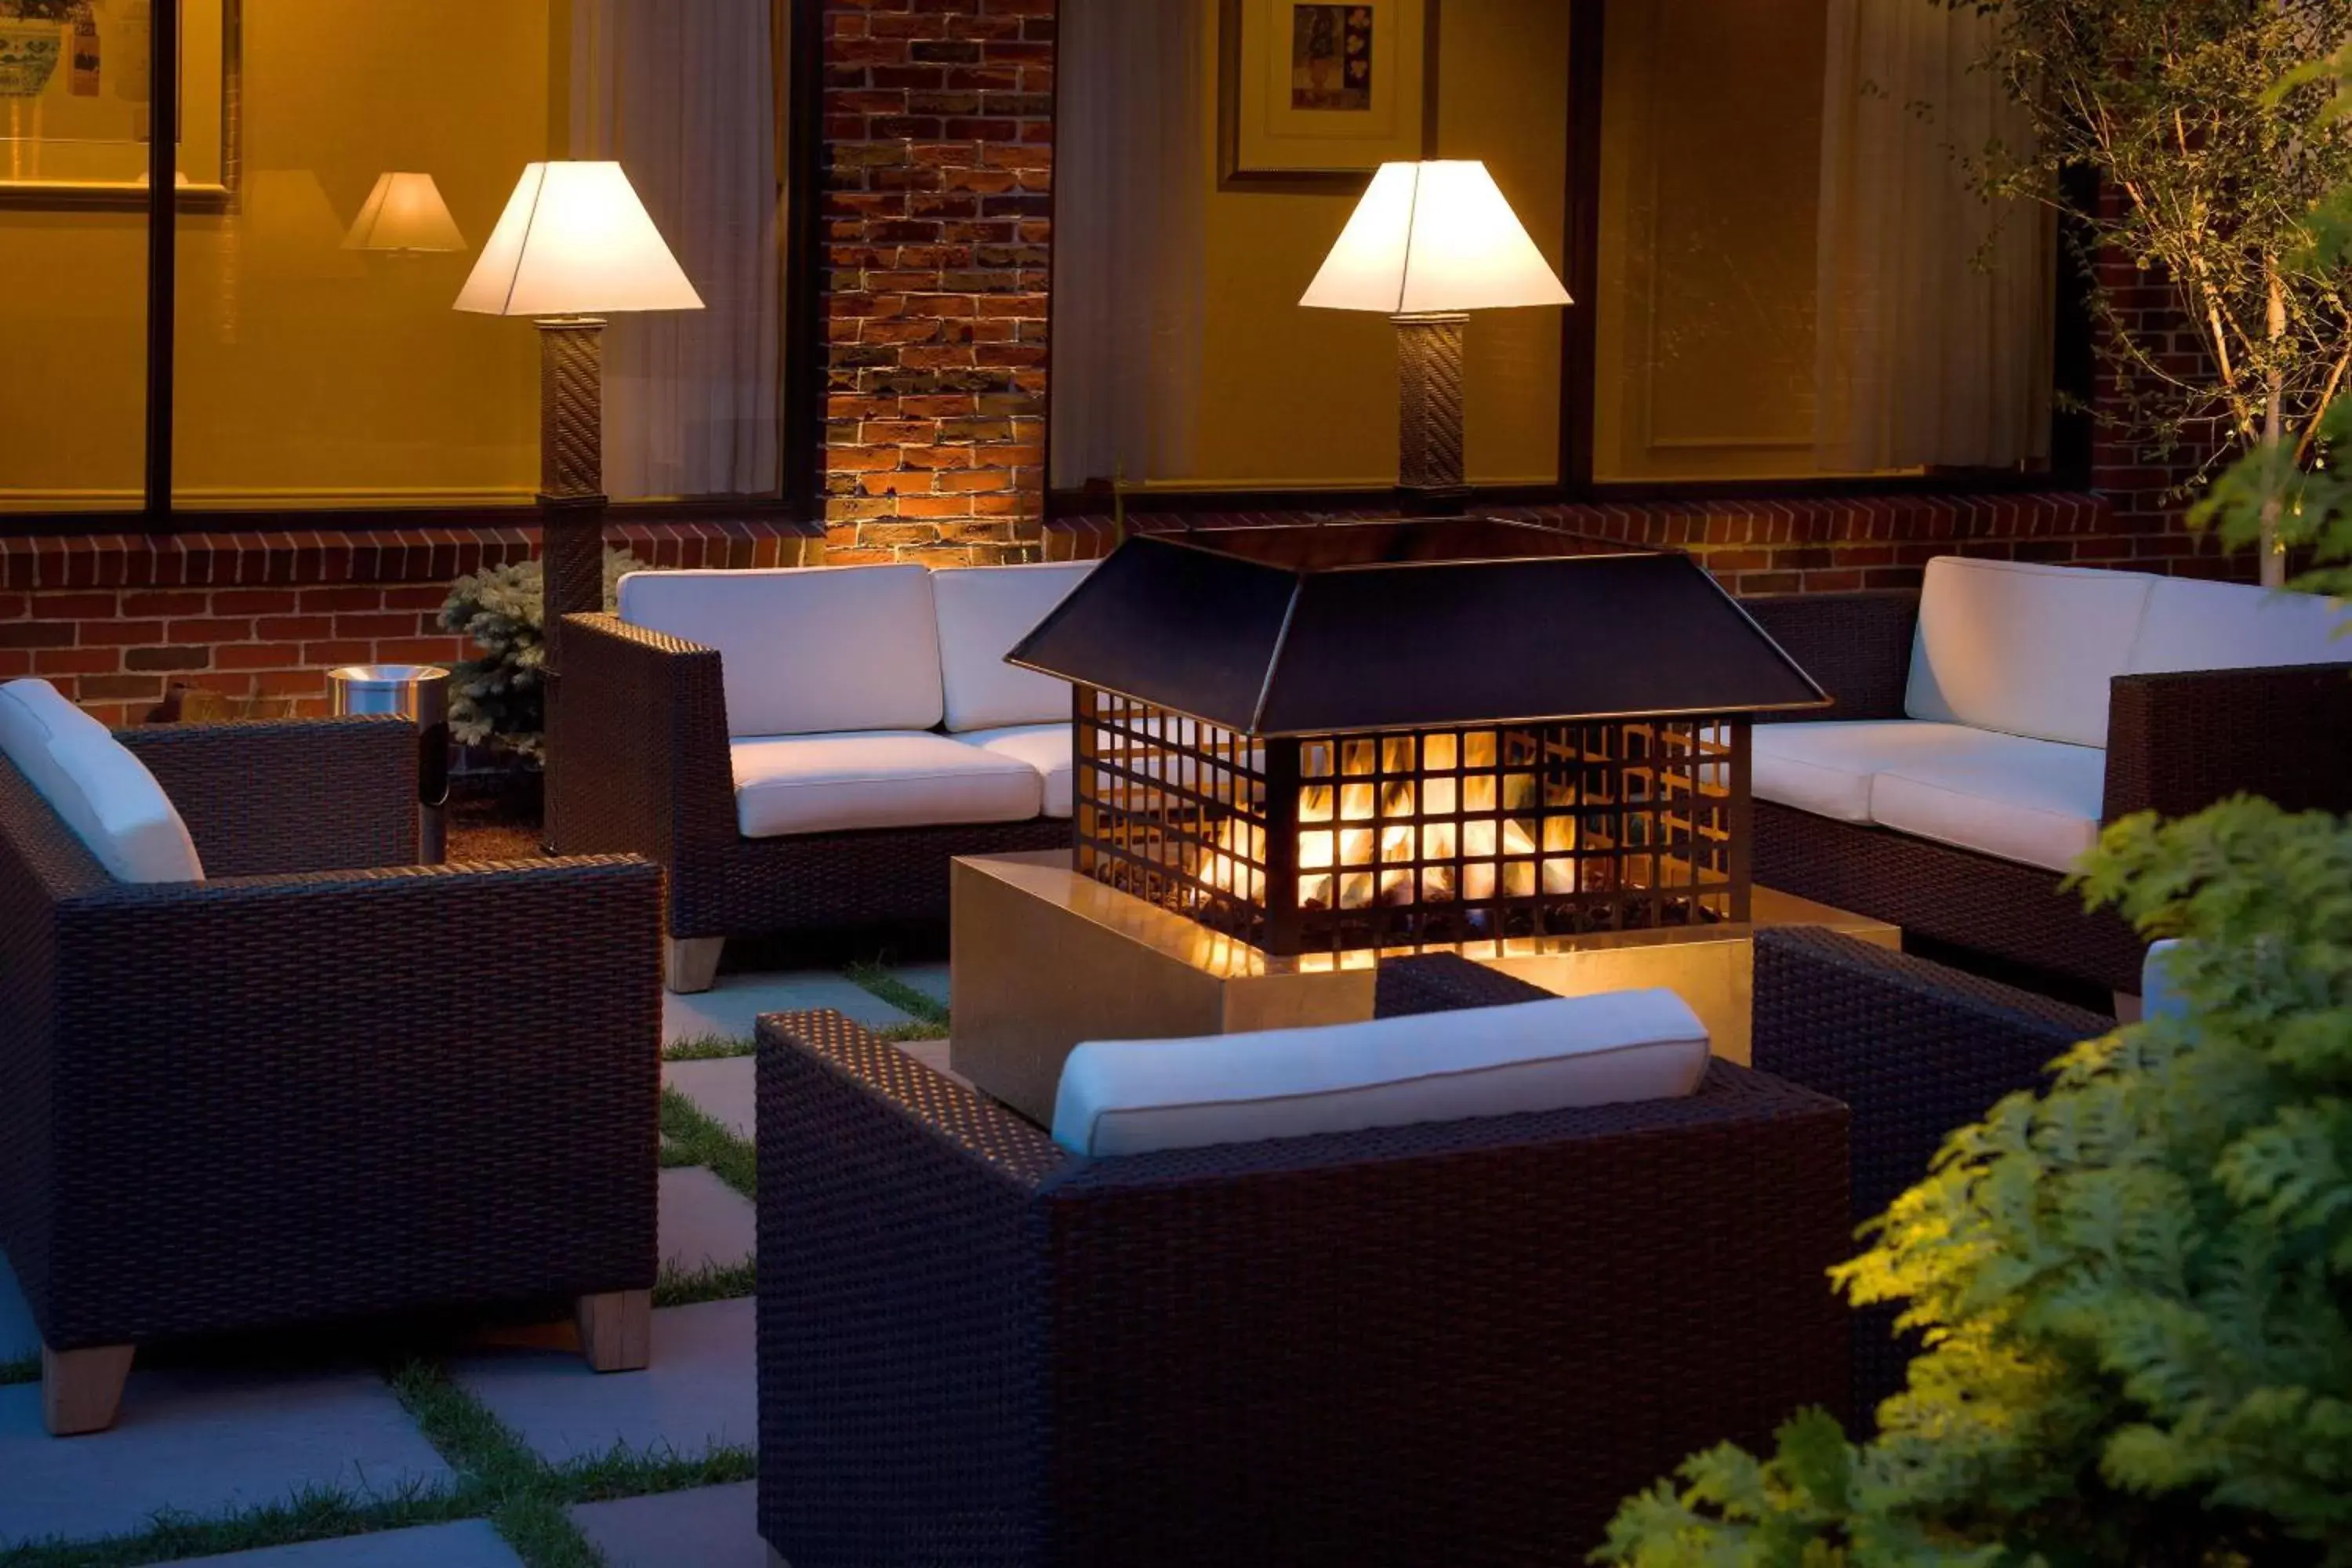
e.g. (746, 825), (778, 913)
(1188, 0), (1571, 490)
(0, 0), (557, 510)
(1591, 0), (1825, 481)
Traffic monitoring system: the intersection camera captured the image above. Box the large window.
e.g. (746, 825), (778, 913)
(1591, 0), (2053, 484)
(1051, 0), (2061, 503)
(0, 0), (786, 522)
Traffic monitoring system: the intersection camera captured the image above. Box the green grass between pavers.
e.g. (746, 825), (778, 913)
(659, 1087), (755, 1203)
(662, 1034), (753, 1062)
(391, 1361), (753, 1566)
(844, 960), (952, 1031)
(653, 1258), (757, 1310)
(0, 1481), (475, 1568)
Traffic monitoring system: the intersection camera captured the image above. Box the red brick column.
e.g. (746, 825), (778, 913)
(819, 0), (1054, 564)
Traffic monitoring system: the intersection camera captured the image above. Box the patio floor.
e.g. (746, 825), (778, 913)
(0, 960), (955, 1568)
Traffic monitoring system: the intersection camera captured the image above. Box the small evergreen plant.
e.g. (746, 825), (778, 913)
(438, 548), (641, 763)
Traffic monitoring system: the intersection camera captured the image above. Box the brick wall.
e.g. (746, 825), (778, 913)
(0, 524), (814, 728)
(1050, 492), (2245, 592)
(818, 0), (1054, 564)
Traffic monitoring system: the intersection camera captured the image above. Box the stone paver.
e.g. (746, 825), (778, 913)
(895, 962), (953, 1011)
(662, 1057), (755, 1143)
(0, 1252), (38, 1365)
(0, 1368), (454, 1552)
(451, 1301), (753, 1465)
(659, 1166), (757, 1275)
(570, 1481), (764, 1568)
(665, 971), (913, 1045)
(158, 1519), (521, 1566)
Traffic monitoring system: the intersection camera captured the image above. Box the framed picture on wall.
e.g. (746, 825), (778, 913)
(0, 0), (241, 211)
(1219, 0), (1439, 191)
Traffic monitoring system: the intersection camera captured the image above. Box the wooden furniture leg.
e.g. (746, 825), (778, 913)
(575, 1289), (653, 1372)
(42, 1344), (134, 1436)
(664, 936), (724, 995)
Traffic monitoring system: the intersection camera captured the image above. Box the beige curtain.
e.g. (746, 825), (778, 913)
(1814, 0), (2051, 472)
(572, 0), (780, 499)
(1048, 0), (1208, 489)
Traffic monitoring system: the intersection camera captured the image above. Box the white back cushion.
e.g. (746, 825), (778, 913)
(2143, 939), (2187, 1022)
(931, 562), (1093, 732)
(2127, 577), (2346, 674)
(619, 565), (944, 739)
(0, 680), (203, 884)
(1051, 989), (1710, 1157)
(1906, 557), (2154, 748)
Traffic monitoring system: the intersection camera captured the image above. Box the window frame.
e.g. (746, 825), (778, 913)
(1044, 0), (2092, 518)
(0, 0), (815, 540)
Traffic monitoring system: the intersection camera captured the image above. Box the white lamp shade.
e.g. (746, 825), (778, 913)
(454, 162), (704, 318)
(1301, 160), (1571, 316)
(344, 172), (467, 253)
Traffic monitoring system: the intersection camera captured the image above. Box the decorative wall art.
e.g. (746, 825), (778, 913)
(1219, 0), (1437, 191)
(0, 0), (239, 209)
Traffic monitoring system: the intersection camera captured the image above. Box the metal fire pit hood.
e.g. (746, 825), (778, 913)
(1007, 519), (1830, 736)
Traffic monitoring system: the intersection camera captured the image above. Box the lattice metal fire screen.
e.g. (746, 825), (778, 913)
(1014, 518), (1825, 961)
(1075, 688), (1751, 958)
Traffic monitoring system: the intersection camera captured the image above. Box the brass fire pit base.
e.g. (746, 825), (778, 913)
(949, 851), (1900, 1128)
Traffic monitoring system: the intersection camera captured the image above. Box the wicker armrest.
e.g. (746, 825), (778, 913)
(1752, 926), (2108, 1420)
(116, 717), (416, 877)
(1740, 590), (1918, 723)
(550, 613), (737, 865)
(1373, 952), (1558, 1016)
(2103, 660), (2352, 822)
(28, 853), (662, 1348)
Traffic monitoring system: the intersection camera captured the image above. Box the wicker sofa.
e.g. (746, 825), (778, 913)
(0, 685), (662, 1435)
(553, 561), (1092, 992)
(1744, 559), (2352, 996)
(753, 958), (1851, 1566)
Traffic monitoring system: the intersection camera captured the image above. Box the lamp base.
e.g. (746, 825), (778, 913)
(1393, 311), (1468, 505)
(535, 318), (608, 855)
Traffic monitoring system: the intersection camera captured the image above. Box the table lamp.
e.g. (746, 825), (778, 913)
(456, 161), (703, 838)
(1301, 160), (1571, 514)
(345, 172), (466, 256)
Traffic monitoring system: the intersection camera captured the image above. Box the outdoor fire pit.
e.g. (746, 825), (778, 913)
(1009, 518), (1828, 959)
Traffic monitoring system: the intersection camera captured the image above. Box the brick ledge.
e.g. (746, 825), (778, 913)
(0, 518), (821, 592)
(1043, 491), (2245, 592)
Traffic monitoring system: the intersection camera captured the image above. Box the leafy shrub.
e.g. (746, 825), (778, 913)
(1597, 797), (2352, 1566)
(439, 548), (641, 763)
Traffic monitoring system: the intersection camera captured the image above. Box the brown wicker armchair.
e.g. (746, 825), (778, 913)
(550, 612), (1068, 990)
(1744, 588), (2352, 996)
(754, 959), (1850, 1567)
(0, 717), (662, 1435)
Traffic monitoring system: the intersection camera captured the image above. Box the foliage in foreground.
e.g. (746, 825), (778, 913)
(1597, 798), (2352, 1567)
(438, 548), (641, 762)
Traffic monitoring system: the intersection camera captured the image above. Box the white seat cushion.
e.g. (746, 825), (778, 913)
(932, 561), (1093, 732)
(1753, 720), (2017, 823)
(1906, 557), (2154, 748)
(0, 679), (203, 884)
(1867, 732), (2108, 873)
(1051, 989), (1710, 1157)
(730, 731), (1042, 838)
(2127, 576), (2347, 674)
(962, 723), (1072, 818)
(619, 564), (945, 738)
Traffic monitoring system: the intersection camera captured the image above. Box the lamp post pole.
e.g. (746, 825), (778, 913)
(535, 315), (609, 851)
